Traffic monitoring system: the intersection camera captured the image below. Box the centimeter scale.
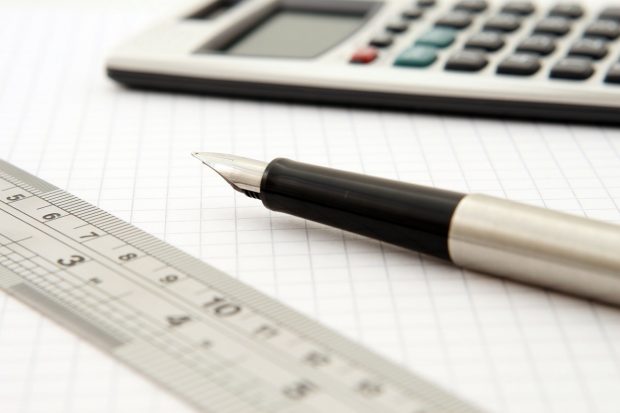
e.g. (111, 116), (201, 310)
(107, 0), (620, 124)
(0, 158), (483, 413)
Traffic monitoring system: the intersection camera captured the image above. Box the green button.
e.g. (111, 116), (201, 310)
(416, 28), (457, 48)
(394, 45), (438, 67)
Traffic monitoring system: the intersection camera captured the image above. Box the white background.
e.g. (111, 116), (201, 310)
(1, 0), (620, 412)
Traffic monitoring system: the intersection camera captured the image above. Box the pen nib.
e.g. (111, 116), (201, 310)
(192, 152), (267, 196)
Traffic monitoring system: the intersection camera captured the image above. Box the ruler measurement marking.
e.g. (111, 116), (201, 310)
(13, 204), (387, 411)
(0, 164), (482, 413)
(0, 205), (304, 410)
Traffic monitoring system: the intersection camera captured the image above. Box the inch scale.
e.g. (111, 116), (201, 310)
(0, 159), (483, 413)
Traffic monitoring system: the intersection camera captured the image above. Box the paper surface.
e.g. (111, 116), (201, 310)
(1, 1), (620, 412)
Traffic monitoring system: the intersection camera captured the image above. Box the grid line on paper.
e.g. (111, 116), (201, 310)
(319, 107), (363, 341)
(290, 104), (320, 318)
(1, 2), (620, 413)
(442, 117), (507, 410)
(470, 118), (552, 411)
(377, 112), (412, 368)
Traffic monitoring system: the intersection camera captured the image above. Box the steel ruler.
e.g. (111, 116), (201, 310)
(0, 159), (483, 413)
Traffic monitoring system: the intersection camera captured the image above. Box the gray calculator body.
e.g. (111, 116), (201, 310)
(107, 0), (620, 124)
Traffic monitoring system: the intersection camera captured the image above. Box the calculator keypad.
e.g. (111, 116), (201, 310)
(395, 45), (439, 67)
(465, 32), (505, 51)
(600, 7), (620, 22)
(484, 14), (521, 32)
(436, 11), (474, 28)
(402, 7), (424, 20)
(454, 0), (488, 13)
(369, 33), (395, 48)
(533, 17), (572, 36)
(417, 27), (457, 47)
(548, 3), (583, 19)
(516, 35), (556, 55)
(445, 50), (489, 71)
(497, 54), (541, 75)
(350, 47), (379, 64)
(550, 57), (595, 80)
(568, 38), (608, 60)
(417, 0), (437, 8)
(501, 1), (535, 16)
(606, 62), (620, 83)
(584, 20), (620, 40)
(386, 19), (410, 33)
(350, 0), (620, 87)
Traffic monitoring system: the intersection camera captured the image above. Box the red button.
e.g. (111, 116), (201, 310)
(350, 47), (379, 64)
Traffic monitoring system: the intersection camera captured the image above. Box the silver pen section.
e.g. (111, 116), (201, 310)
(449, 194), (620, 305)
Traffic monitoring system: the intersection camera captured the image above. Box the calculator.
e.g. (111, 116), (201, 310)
(106, 0), (620, 124)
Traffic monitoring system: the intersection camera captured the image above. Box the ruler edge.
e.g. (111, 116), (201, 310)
(0, 159), (486, 413)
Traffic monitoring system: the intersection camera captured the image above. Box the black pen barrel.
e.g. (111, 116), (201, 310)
(259, 158), (465, 261)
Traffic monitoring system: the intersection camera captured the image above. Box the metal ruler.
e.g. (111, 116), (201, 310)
(0, 159), (483, 413)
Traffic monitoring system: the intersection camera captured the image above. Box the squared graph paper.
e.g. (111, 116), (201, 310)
(1, 1), (620, 412)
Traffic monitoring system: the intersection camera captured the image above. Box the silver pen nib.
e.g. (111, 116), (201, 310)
(192, 152), (267, 196)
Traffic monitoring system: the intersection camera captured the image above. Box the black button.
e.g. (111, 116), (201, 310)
(497, 54), (541, 76)
(386, 20), (409, 33)
(569, 38), (608, 60)
(402, 7), (424, 20)
(417, 0), (436, 8)
(465, 32), (505, 52)
(534, 17), (571, 36)
(501, 1), (535, 16)
(454, 0), (488, 13)
(516, 35), (556, 55)
(445, 50), (489, 72)
(483, 14), (521, 32)
(369, 33), (394, 48)
(605, 62), (620, 84)
(436, 11), (474, 29)
(549, 3), (583, 19)
(584, 20), (620, 40)
(600, 7), (620, 22)
(550, 57), (595, 80)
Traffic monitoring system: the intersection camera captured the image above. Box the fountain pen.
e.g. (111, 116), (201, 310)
(193, 152), (620, 306)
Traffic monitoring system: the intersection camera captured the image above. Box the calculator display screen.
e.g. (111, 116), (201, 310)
(223, 9), (365, 58)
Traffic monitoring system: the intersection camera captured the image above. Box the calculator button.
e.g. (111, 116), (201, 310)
(497, 54), (541, 75)
(501, 1), (535, 16)
(533, 17), (571, 36)
(350, 47), (379, 64)
(417, 0), (436, 8)
(584, 20), (620, 40)
(600, 7), (620, 22)
(386, 20), (409, 33)
(445, 50), (488, 72)
(605, 63), (620, 84)
(454, 0), (488, 13)
(483, 14), (521, 32)
(369, 33), (394, 48)
(465, 32), (505, 52)
(394, 45), (438, 67)
(516, 35), (556, 55)
(550, 57), (594, 80)
(402, 7), (424, 20)
(436, 11), (473, 29)
(416, 28), (457, 48)
(549, 3), (583, 19)
(568, 38), (608, 60)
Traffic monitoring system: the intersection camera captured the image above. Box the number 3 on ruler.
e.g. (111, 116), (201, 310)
(57, 255), (86, 267)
